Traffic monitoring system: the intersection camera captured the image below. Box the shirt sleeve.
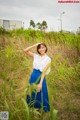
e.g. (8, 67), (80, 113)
(33, 53), (37, 57)
(33, 53), (38, 60)
(33, 53), (39, 69)
(45, 58), (51, 75)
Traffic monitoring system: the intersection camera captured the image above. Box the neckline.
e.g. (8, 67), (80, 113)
(40, 54), (47, 58)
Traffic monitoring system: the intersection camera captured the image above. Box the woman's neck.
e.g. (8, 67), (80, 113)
(40, 53), (46, 57)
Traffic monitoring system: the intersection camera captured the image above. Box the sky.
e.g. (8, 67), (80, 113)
(0, 0), (80, 32)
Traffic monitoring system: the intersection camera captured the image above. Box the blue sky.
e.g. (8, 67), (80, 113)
(0, 0), (80, 31)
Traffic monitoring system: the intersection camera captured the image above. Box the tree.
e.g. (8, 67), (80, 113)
(36, 22), (42, 30)
(41, 21), (48, 31)
(30, 20), (35, 29)
(36, 21), (48, 31)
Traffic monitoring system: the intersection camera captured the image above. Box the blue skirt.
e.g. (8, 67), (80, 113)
(26, 69), (50, 112)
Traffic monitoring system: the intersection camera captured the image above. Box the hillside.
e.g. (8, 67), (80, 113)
(0, 28), (80, 120)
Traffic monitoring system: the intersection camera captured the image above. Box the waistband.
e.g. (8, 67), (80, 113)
(33, 69), (42, 73)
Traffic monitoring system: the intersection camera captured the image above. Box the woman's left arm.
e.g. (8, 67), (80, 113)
(37, 63), (51, 92)
(37, 72), (45, 92)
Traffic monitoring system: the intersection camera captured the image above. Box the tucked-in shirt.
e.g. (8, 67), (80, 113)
(33, 53), (51, 75)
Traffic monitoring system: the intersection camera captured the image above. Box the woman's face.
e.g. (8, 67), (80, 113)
(38, 45), (46, 55)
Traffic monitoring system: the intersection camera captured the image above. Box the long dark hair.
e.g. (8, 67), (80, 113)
(37, 43), (47, 54)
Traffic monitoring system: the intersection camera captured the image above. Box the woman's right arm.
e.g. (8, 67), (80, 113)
(23, 43), (40, 57)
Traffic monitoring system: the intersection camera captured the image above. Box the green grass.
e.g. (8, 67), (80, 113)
(0, 28), (80, 120)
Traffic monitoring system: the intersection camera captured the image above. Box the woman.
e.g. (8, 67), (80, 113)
(23, 43), (51, 112)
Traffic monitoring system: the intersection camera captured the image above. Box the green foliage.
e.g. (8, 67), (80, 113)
(29, 20), (48, 31)
(36, 22), (42, 30)
(36, 21), (48, 31)
(30, 20), (35, 29)
(41, 21), (48, 31)
(0, 27), (10, 34)
(0, 29), (80, 120)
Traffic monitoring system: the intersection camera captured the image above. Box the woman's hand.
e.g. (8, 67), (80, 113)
(35, 43), (41, 46)
(37, 83), (42, 92)
(23, 43), (41, 57)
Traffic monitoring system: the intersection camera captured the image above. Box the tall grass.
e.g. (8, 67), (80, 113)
(0, 28), (80, 120)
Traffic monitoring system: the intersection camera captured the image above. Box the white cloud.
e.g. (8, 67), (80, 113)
(0, 0), (80, 31)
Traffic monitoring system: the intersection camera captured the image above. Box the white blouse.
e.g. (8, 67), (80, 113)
(33, 53), (51, 75)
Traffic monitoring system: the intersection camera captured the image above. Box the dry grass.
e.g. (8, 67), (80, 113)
(0, 29), (80, 120)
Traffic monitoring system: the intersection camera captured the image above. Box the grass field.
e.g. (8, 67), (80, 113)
(0, 28), (80, 120)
